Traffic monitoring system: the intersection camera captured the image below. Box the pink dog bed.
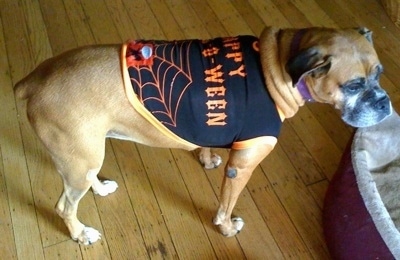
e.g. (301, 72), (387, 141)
(324, 112), (400, 259)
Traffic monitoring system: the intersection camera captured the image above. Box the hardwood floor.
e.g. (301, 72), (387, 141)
(1, 0), (400, 259)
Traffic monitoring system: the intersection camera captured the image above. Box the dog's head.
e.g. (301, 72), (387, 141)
(260, 27), (392, 127)
(285, 27), (392, 127)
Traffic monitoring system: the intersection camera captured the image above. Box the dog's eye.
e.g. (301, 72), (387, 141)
(349, 84), (361, 91)
(341, 78), (366, 94)
(345, 83), (363, 93)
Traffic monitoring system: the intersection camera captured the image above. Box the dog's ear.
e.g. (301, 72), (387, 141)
(356, 27), (373, 44)
(285, 47), (332, 85)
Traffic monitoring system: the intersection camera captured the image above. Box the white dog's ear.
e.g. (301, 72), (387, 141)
(285, 46), (332, 85)
(356, 27), (373, 44)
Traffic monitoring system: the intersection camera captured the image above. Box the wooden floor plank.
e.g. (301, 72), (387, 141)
(19, 0), (52, 63)
(291, 0), (337, 27)
(308, 180), (330, 210)
(38, 0), (76, 55)
(230, 0), (266, 36)
(247, 162), (313, 259)
(187, 0), (228, 37)
(44, 240), (83, 260)
(279, 123), (325, 185)
(122, 0), (165, 39)
(137, 146), (217, 259)
(104, 0), (139, 40)
(0, 13), (18, 260)
(146, 0), (186, 40)
(270, 0), (313, 27)
(306, 104), (353, 151)
(0, 1), (44, 258)
(287, 109), (343, 180)
(260, 145), (331, 259)
(165, 0), (211, 39)
(204, 0), (253, 35)
(0, 147), (17, 259)
(111, 141), (178, 259)
(249, 0), (291, 27)
(62, 0), (95, 46)
(79, 0), (121, 44)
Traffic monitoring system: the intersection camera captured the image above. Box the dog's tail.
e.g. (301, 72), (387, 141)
(14, 74), (35, 100)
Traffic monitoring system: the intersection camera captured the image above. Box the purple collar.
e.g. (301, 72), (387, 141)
(290, 29), (315, 102)
(296, 78), (314, 102)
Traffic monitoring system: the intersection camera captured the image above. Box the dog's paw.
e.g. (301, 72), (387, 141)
(93, 180), (118, 196)
(73, 226), (102, 245)
(201, 153), (223, 169)
(231, 217), (244, 233)
(214, 217), (244, 237)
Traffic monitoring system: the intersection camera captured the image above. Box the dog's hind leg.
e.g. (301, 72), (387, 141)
(198, 147), (222, 169)
(56, 173), (101, 245)
(51, 143), (107, 245)
(53, 148), (110, 245)
(92, 178), (119, 196)
(31, 118), (109, 244)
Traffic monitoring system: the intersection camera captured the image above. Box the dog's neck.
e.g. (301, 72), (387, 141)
(259, 27), (311, 118)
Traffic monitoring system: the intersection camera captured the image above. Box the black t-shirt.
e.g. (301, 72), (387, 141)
(125, 36), (282, 148)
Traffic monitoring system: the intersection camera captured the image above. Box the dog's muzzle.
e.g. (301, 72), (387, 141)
(342, 88), (392, 128)
(373, 95), (390, 111)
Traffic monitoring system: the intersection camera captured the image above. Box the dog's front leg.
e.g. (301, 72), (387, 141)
(213, 143), (274, 237)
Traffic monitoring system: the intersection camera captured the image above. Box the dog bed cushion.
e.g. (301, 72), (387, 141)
(324, 111), (400, 259)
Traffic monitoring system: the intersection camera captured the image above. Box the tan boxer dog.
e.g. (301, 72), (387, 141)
(14, 27), (391, 245)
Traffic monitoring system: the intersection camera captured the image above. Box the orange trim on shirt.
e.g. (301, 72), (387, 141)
(121, 43), (199, 150)
(231, 136), (278, 150)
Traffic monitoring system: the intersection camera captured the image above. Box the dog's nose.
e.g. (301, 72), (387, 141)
(374, 96), (390, 111)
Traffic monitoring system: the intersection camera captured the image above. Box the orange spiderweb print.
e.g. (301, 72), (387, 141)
(127, 41), (194, 127)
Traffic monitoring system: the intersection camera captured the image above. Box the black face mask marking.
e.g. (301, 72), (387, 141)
(339, 65), (391, 127)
